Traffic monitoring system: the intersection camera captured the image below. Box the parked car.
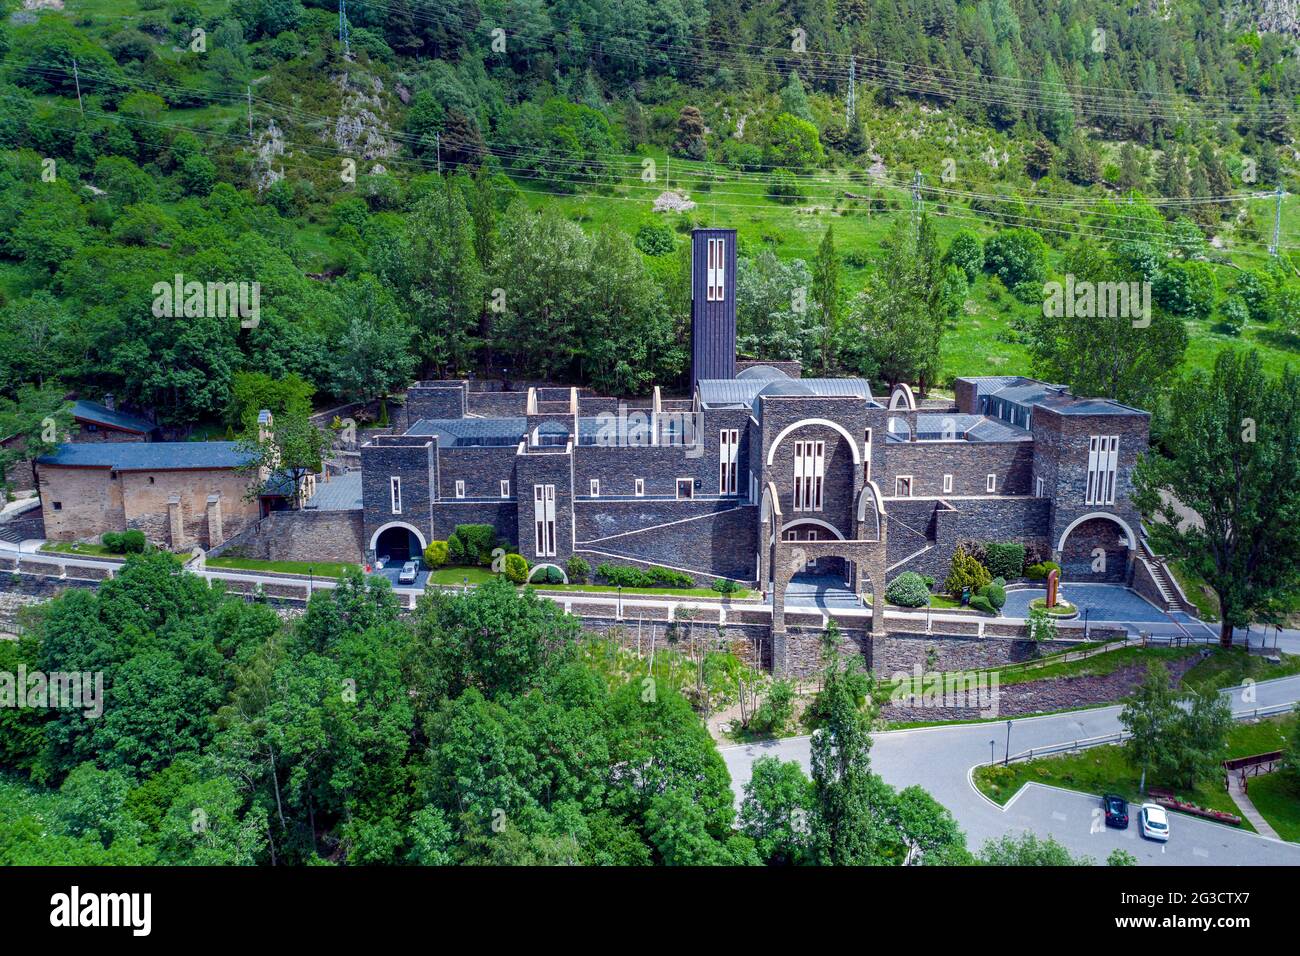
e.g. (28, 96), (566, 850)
(1103, 794), (1129, 829)
(1139, 803), (1170, 841)
(398, 561), (419, 585)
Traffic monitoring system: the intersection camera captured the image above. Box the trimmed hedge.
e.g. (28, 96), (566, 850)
(101, 529), (146, 554)
(565, 556), (590, 584)
(595, 563), (694, 589)
(885, 571), (930, 608)
(969, 595), (996, 614)
(423, 541), (449, 568)
(980, 582), (1006, 610)
(452, 524), (497, 566)
(984, 542), (1026, 579)
(503, 552), (529, 585)
(1025, 560), (1062, 581)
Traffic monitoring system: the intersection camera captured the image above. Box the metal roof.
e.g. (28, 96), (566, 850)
(306, 472), (362, 511)
(37, 441), (254, 470)
(892, 414), (1031, 443)
(698, 376), (873, 409)
(407, 417), (526, 447)
(71, 400), (155, 434)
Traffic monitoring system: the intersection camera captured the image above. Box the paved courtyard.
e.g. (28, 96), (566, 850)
(781, 572), (863, 609)
(1002, 582), (1171, 625)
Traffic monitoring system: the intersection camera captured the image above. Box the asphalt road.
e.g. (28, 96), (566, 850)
(719, 675), (1300, 865)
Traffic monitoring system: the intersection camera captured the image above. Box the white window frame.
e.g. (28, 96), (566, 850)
(986, 474), (996, 493)
(1035, 476), (1044, 498)
(676, 478), (694, 500)
(455, 480), (465, 499)
(1085, 435), (1120, 506)
(635, 478), (645, 497)
(719, 428), (739, 495)
(590, 478), (600, 498)
(864, 428), (872, 482)
(895, 475), (913, 498)
(390, 476), (402, 514)
(793, 440), (824, 512)
(533, 484), (556, 557)
(500, 479), (510, 499)
(706, 237), (726, 302)
(942, 474), (953, 495)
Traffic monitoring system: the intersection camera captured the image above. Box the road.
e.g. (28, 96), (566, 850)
(719, 675), (1300, 865)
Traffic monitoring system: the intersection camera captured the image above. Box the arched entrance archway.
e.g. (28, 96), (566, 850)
(370, 521), (428, 564)
(1054, 512), (1135, 582)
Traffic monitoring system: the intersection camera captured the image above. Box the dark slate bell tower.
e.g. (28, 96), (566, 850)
(690, 228), (737, 391)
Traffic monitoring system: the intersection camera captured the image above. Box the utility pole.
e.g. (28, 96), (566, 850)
(1269, 184), (1284, 257)
(435, 130), (441, 175)
(846, 56), (856, 125)
(339, 0), (351, 59)
(911, 170), (923, 234)
(246, 85), (253, 140)
(72, 58), (83, 116)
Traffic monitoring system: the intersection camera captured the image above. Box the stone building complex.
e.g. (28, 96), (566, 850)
(360, 229), (1152, 635)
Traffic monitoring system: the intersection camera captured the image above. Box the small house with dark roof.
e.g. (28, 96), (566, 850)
(70, 400), (158, 443)
(36, 441), (262, 551)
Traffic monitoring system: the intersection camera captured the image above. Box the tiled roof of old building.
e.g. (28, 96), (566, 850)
(697, 376), (874, 409)
(37, 441), (254, 470)
(71, 400), (156, 435)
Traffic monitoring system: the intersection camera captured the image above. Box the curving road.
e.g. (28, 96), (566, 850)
(719, 676), (1300, 865)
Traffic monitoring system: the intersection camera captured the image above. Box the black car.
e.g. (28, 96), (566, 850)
(1103, 793), (1129, 829)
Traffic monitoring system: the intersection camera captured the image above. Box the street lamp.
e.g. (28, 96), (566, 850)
(1005, 719), (1013, 766)
(617, 585), (623, 620)
(308, 565), (314, 598)
(989, 740), (996, 767)
(1083, 607), (1090, 641)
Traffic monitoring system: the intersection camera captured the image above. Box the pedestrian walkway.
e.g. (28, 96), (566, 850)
(1226, 775), (1282, 840)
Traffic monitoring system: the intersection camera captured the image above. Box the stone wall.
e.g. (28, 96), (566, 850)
(574, 500), (757, 581)
(220, 509), (365, 564)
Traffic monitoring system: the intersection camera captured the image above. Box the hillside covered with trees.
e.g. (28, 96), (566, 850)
(0, 0), (1297, 447)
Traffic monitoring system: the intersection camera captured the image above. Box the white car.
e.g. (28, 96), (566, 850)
(398, 561), (419, 585)
(1139, 803), (1170, 841)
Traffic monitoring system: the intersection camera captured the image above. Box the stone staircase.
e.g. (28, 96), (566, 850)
(1137, 535), (1192, 613)
(0, 525), (21, 549)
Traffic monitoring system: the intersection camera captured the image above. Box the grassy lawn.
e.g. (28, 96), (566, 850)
(1243, 773), (1300, 843)
(39, 542), (122, 558)
(427, 566), (498, 586)
(537, 582), (753, 599)
(205, 557), (357, 578)
(990, 645), (1200, 688)
(1181, 647), (1300, 694)
(1167, 560), (1220, 623)
(885, 594), (962, 609)
(973, 716), (1295, 832)
(1029, 597), (1078, 616)
(427, 566), (752, 598)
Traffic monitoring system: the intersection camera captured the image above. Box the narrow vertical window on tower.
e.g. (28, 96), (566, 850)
(719, 428), (738, 494)
(1085, 435), (1120, 506)
(793, 440), (805, 511)
(792, 441), (825, 511)
(533, 484), (556, 557)
(706, 237), (725, 301)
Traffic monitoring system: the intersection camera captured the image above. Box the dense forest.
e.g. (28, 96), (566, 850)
(0, 0), (1297, 450)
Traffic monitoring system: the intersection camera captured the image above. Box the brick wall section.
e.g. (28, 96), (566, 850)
(514, 449), (574, 562)
(0, 506), (45, 542)
(884, 439), (1034, 496)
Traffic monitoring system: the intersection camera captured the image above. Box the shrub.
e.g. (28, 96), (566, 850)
(101, 532), (124, 553)
(984, 542), (1026, 579)
(969, 595), (995, 614)
(446, 534), (467, 565)
(885, 571), (930, 608)
(423, 541), (449, 568)
(634, 222), (674, 256)
(711, 577), (741, 596)
(452, 524), (497, 566)
(564, 556), (590, 585)
(503, 552), (529, 585)
(1025, 560), (1062, 581)
(984, 228), (1047, 294)
(944, 230), (984, 284)
(595, 563), (693, 589)
(981, 582), (1007, 610)
(121, 529), (146, 553)
(750, 679), (796, 735)
(943, 545), (991, 599)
